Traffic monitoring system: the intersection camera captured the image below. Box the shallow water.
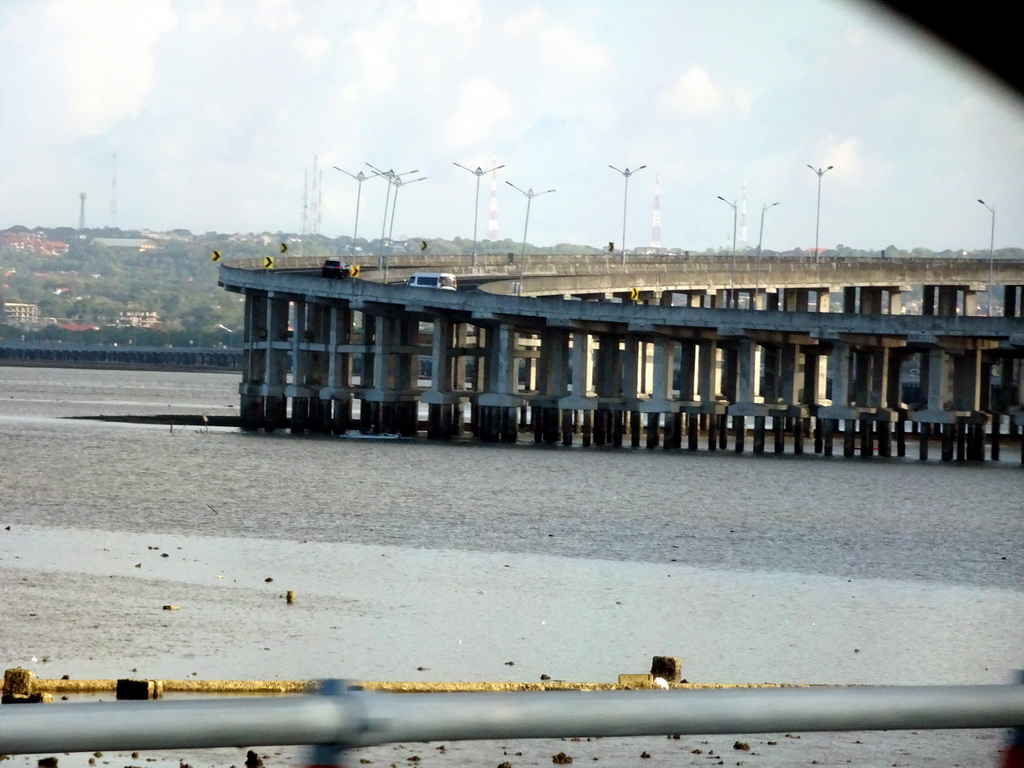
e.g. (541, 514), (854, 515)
(0, 367), (1021, 767)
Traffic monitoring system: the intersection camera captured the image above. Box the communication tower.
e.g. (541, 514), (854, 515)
(301, 156), (323, 235)
(79, 192), (87, 231)
(316, 166), (324, 234)
(301, 170), (309, 235)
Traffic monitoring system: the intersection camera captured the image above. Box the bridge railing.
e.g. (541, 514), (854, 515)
(1, 682), (1022, 758)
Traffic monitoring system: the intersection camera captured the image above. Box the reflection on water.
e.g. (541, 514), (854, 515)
(0, 367), (1021, 767)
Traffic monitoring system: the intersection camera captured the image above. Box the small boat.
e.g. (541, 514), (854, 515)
(338, 431), (411, 440)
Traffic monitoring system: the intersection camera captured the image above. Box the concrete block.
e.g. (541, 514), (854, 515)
(617, 674), (654, 689)
(650, 656), (683, 683)
(1, 692), (52, 704)
(3, 667), (34, 697)
(115, 679), (164, 700)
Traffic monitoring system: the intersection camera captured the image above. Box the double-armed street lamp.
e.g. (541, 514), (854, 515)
(716, 196), (738, 308)
(506, 181), (555, 261)
(609, 164), (646, 265)
(333, 167), (376, 252)
(978, 198), (996, 316)
(387, 173), (427, 244)
(807, 164), (833, 266)
(454, 161), (505, 266)
(755, 201), (780, 306)
(367, 163), (422, 281)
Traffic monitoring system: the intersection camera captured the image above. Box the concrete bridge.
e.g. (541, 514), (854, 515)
(218, 254), (1024, 463)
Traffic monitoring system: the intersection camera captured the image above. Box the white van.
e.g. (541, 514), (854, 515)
(407, 272), (458, 290)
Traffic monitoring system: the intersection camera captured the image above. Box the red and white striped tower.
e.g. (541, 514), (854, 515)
(650, 173), (662, 249)
(486, 157), (500, 241)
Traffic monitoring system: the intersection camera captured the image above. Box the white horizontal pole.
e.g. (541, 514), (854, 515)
(1, 684), (1022, 755)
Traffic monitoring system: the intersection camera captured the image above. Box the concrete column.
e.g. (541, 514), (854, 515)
(644, 336), (676, 415)
(735, 339), (759, 403)
(860, 288), (883, 315)
(572, 332), (594, 400)
(696, 339), (718, 406)
(326, 304), (354, 434)
(925, 347), (952, 412)
(422, 316), (457, 440)
(262, 295), (290, 432)
(240, 293), (266, 430)
(305, 302), (331, 433)
(887, 289), (903, 316)
(621, 335), (641, 403)
(828, 341), (851, 408)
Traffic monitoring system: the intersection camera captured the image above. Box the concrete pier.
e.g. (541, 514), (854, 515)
(219, 255), (1024, 464)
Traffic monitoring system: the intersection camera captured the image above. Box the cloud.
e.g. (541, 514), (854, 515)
(443, 77), (514, 148)
(502, 8), (609, 79)
(345, 23), (399, 97)
(22, 0), (178, 138)
(818, 135), (886, 192)
(658, 67), (724, 118)
(535, 24), (611, 77)
(294, 33), (330, 61)
(253, 0), (301, 31)
(411, 0), (482, 35)
(732, 87), (754, 116)
(503, 8), (546, 35)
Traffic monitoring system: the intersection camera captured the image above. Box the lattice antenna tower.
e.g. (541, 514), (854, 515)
(486, 156), (500, 241)
(79, 192), (87, 231)
(739, 181), (749, 250)
(651, 173), (662, 249)
(301, 170), (309, 235)
(310, 156), (319, 235)
(110, 153), (117, 228)
(317, 167), (324, 235)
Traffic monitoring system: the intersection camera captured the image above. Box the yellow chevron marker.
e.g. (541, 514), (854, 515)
(350, 265), (360, 277)
(630, 287), (639, 302)
(264, 256), (275, 269)
(279, 242), (288, 253)
(211, 250), (221, 262)
(420, 240), (428, 251)
(607, 242), (615, 252)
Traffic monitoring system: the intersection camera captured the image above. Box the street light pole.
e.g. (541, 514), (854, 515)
(717, 196), (738, 309)
(367, 163), (419, 281)
(756, 201), (780, 309)
(333, 167), (375, 252)
(609, 164), (646, 266)
(387, 175), (427, 249)
(978, 199), (996, 316)
(506, 181), (555, 261)
(454, 162), (505, 266)
(807, 164), (833, 266)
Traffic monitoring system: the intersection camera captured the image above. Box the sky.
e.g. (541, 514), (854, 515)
(2, 0), (1023, 254)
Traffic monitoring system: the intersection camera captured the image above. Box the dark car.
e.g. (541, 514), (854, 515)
(321, 259), (352, 279)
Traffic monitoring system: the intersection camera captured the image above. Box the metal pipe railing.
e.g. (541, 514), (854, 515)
(2, 683), (1023, 755)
